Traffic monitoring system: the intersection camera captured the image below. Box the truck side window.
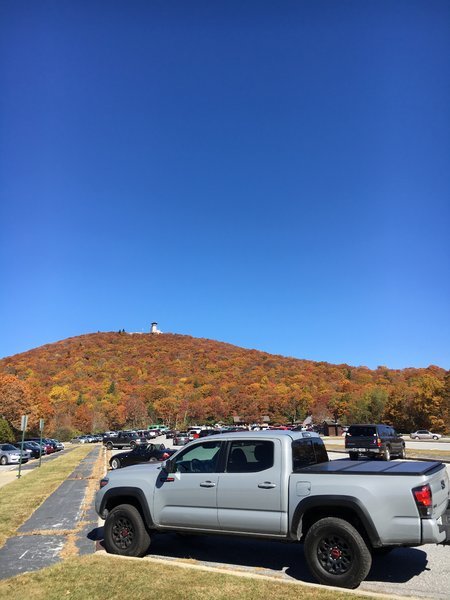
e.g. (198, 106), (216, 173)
(292, 439), (328, 471)
(226, 441), (274, 473)
(173, 441), (222, 473)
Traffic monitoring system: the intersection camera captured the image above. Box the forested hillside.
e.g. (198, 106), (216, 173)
(0, 332), (448, 438)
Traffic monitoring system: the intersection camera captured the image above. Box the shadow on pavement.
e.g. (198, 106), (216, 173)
(92, 528), (429, 585)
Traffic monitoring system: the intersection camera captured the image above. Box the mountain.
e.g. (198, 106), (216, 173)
(0, 332), (448, 436)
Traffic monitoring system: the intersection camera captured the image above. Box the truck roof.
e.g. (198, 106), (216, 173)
(200, 430), (321, 442)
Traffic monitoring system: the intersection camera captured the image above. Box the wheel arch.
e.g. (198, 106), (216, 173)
(291, 495), (381, 548)
(100, 487), (154, 530)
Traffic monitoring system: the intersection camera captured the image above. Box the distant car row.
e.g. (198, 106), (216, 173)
(0, 438), (65, 466)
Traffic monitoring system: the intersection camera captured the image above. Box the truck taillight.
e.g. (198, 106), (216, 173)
(377, 437), (382, 447)
(412, 484), (432, 517)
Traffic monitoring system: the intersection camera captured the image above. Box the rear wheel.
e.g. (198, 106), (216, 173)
(349, 452), (358, 461)
(399, 446), (406, 459)
(104, 504), (150, 557)
(304, 517), (372, 588)
(382, 446), (391, 461)
(106, 442), (113, 450)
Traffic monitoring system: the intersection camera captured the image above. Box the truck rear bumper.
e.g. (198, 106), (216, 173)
(437, 502), (450, 545)
(422, 504), (450, 544)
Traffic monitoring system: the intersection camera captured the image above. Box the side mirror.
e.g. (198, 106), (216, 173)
(163, 458), (174, 473)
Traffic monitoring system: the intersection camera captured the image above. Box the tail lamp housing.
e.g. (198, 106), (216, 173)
(412, 483), (433, 517)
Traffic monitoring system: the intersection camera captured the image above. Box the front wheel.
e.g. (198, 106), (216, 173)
(110, 457), (121, 470)
(304, 517), (372, 588)
(433, 436), (439, 440)
(399, 446), (406, 459)
(103, 504), (150, 557)
(0, 456), (7, 465)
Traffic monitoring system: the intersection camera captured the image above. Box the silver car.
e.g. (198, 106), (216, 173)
(0, 444), (31, 465)
(410, 429), (442, 440)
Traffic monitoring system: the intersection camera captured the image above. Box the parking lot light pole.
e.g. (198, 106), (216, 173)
(17, 415), (28, 479)
(39, 418), (44, 467)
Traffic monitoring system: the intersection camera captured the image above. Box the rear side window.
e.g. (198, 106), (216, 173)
(347, 426), (376, 437)
(292, 439), (328, 471)
(226, 441), (274, 473)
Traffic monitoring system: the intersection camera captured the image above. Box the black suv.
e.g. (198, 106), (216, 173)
(345, 424), (405, 461)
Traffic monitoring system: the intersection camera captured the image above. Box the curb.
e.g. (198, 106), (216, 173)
(93, 549), (424, 600)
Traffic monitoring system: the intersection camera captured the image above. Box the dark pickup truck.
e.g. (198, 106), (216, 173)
(103, 431), (146, 450)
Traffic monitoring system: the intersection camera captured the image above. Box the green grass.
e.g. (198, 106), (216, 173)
(0, 554), (379, 600)
(0, 445), (93, 547)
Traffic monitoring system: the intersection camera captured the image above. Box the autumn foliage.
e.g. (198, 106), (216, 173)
(0, 332), (448, 435)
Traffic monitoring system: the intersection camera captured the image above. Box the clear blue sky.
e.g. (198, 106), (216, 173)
(1, 1), (449, 369)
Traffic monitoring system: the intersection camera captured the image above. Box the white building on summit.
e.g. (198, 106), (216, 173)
(150, 322), (162, 334)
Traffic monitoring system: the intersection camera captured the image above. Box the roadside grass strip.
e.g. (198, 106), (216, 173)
(0, 445), (93, 548)
(0, 554), (382, 600)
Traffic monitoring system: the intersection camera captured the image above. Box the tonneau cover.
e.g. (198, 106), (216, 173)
(298, 458), (444, 476)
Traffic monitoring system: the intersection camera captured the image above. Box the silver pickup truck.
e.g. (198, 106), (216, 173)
(95, 430), (450, 588)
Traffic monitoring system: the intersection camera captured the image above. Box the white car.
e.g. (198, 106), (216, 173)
(410, 429), (442, 440)
(0, 444), (31, 465)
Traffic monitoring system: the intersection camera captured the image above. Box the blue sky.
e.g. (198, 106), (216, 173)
(1, 1), (449, 369)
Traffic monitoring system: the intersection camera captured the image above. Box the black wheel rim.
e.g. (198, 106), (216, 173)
(317, 534), (353, 575)
(111, 516), (135, 550)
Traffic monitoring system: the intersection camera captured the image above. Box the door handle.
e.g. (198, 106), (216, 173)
(258, 482), (277, 489)
(200, 481), (216, 488)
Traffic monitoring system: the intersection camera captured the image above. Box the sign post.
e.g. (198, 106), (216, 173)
(39, 418), (45, 467)
(17, 415), (28, 479)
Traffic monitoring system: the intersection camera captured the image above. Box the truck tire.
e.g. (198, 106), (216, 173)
(104, 504), (150, 557)
(106, 442), (113, 450)
(382, 446), (391, 461)
(349, 452), (358, 461)
(304, 517), (372, 588)
(399, 446), (406, 459)
(110, 457), (121, 469)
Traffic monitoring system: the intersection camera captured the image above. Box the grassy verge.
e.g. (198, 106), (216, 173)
(0, 445), (93, 548)
(0, 554), (378, 600)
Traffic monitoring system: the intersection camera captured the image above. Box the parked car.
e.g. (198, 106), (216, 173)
(14, 441), (42, 459)
(165, 430), (175, 439)
(172, 431), (191, 446)
(103, 431), (147, 450)
(26, 439), (56, 454)
(198, 429), (224, 438)
(48, 438), (65, 451)
(109, 444), (176, 469)
(410, 430), (442, 440)
(188, 427), (202, 439)
(345, 424), (406, 461)
(0, 444), (30, 465)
